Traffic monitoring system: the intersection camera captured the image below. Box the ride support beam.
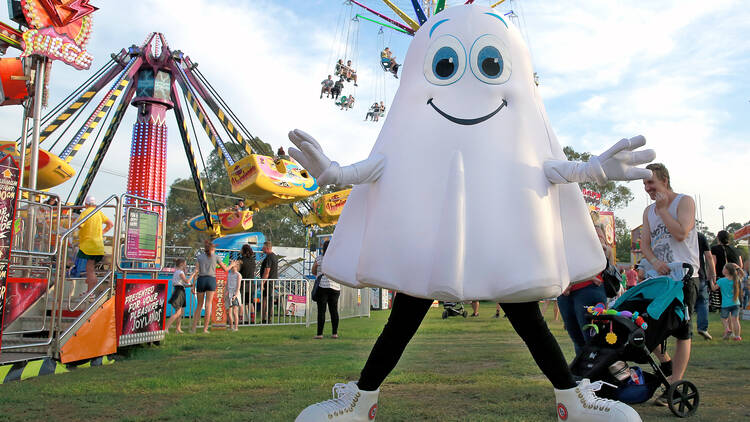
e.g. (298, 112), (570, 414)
(410, 1), (428, 25)
(435, 0), (446, 14)
(380, 0), (421, 31)
(173, 68), (235, 168)
(170, 82), (215, 232)
(0, 21), (23, 50)
(178, 59), (254, 157)
(74, 81), (137, 206)
(37, 52), (131, 145)
(60, 57), (140, 162)
(349, 1), (415, 34)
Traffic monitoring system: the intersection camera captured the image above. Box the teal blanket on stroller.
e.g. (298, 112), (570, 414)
(613, 277), (685, 320)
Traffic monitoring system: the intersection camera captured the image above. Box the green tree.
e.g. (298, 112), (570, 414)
(615, 216), (631, 263)
(563, 146), (634, 209)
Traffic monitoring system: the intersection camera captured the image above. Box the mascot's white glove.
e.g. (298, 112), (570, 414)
(544, 135), (655, 185)
(288, 129), (385, 186)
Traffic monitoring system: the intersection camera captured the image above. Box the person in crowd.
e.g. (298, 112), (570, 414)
(557, 220), (609, 355)
(712, 262), (744, 341)
(226, 260), (242, 331)
(470, 300), (480, 317)
(313, 240), (341, 339)
(337, 95), (349, 110)
(640, 163), (699, 406)
(380, 47), (399, 78)
(191, 240), (229, 333)
(321, 75), (334, 99)
(346, 95), (355, 110)
(344, 60), (358, 86)
(239, 244), (256, 323)
(334, 59), (344, 77)
(711, 230), (743, 278)
(375, 101), (386, 122)
(259, 241), (279, 323)
(165, 258), (197, 334)
(331, 78), (344, 100)
(625, 265), (639, 289)
(695, 232), (716, 340)
(540, 299), (559, 322)
(277, 146), (290, 160)
(743, 260), (750, 310)
(74, 196), (114, 299)
(365, 102), (379, 121)
(492, 302), (502, 318)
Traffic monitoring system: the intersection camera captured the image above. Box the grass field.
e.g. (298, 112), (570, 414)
(1, 302), (749, 421)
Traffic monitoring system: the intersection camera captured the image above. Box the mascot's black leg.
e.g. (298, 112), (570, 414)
(500, 301), (576, 389)
(358, 293), (433, 391)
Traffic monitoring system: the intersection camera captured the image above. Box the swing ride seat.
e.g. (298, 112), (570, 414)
(0, 141), (75, 190)
(187, 209), (254, 235)
(227, 154), (318, 207)
(302, 188), (351, 227)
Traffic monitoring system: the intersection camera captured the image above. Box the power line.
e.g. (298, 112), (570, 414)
(170, 185), (242, 201)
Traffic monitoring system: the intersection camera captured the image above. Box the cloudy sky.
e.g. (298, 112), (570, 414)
(1, 0), (748, 235)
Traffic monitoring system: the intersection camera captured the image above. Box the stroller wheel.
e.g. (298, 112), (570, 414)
(667, 380), (699, 418)
(462, 311), (467, 318)
(442, 310), (448, 319)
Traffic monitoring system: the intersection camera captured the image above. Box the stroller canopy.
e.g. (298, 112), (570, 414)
(613, 276), (685, 321)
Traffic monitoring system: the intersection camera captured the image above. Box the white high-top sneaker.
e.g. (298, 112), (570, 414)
(554, 379), (642, 422)
(296, 381), (379, 422)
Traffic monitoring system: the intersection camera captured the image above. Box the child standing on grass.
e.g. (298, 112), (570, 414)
(226, 260), (242, 331)
(712, 262), (744, 341)
(165, 259), (197, 334)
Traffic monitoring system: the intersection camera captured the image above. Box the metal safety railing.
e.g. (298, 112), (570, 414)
(185, 278), (369, 328)
(50, 194), (120, 352)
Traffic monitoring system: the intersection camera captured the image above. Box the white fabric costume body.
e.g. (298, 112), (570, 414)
(291, 5), (654, 302)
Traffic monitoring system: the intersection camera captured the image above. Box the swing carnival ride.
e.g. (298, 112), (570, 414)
(16, 32), (318, 235)
(328, 1), (528, 120)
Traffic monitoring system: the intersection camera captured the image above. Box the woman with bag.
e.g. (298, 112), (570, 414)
(312, 240), (340, 339)
(557, 217), (612, 355)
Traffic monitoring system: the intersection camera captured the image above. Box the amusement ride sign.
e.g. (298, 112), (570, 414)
(18, 0), (98, 70)
(0, 153), (21, 352)
(124, 207), (159, 260)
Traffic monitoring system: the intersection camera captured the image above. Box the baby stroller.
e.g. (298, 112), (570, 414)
(570, 264), (699, 418)
(442, 301), (467, 319)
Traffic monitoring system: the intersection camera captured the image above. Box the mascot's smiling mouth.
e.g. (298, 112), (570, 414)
(427, 98), (508, 126)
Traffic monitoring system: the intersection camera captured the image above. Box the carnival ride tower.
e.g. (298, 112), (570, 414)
(126, 36), (172, 206)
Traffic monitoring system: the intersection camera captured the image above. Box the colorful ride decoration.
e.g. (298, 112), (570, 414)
(0, 58), (29, 106)
(302, 189), (351, 228)
(228, 155), (318, 209)
(0, 141), (74, 189)
(18, 0), (97, 70)
(187, 209), (254, 236)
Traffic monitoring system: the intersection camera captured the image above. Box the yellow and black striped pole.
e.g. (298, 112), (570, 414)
(59, 68), (135, 163)
(176, 77), (234, 169)
(171, 83), (215, 231)
(74, 82), (137, 206)
(36, 56), (133, 145)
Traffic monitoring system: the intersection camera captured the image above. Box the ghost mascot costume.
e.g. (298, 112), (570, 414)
(292, 5), (653, 422)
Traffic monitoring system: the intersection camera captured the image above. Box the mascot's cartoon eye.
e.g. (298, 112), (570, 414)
(423, 35), (466, 86)
(470, 35), (511, 85)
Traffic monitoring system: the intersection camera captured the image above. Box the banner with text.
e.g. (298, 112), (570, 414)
(0, 153), (21, 352)
(116, 279), (167, 344)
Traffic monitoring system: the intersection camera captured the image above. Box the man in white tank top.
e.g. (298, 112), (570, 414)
(640, 163), (699, 405)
